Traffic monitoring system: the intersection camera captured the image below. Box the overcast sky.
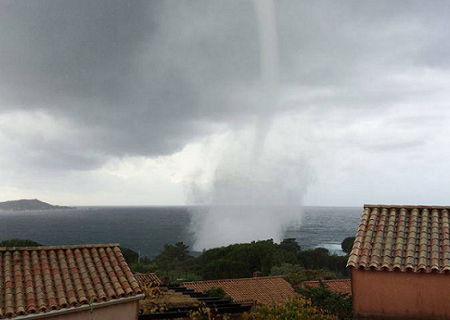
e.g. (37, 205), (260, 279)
(2, 1), (450, 206)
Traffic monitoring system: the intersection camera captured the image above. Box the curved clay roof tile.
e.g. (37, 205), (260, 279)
(0, 244), (141, 318)
(347, 205), (450, 274)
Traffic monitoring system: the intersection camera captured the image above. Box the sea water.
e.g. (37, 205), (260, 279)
(0, 206), (361, 258)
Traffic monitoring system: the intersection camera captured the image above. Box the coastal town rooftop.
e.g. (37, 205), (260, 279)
(302, 279), (351, 295)
(347, 204), (450, 320)
(181, 275), (298, 306)
(0, 243), (143, 319)
(347, 204), (450, 273)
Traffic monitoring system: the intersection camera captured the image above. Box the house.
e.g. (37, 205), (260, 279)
(0, 243), (143, 320)
(347, 205), (450, 320)
(302, 279), (351, 295)
(181, 276), (298, 306)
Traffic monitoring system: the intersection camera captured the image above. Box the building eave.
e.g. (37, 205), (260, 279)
(7, 294), (145, 320)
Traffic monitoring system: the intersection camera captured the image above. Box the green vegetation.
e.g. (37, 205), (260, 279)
(270, 263), (305, 276)
(198, 239), (300, 279)
(0, 239), (42, 247)
(280, 268), (337, 286)
(298, 281), (352, 320)
(123, 238), (349, 283)
(187, 298), (338, 320)
(298, 248), (349, 277)
(341, 237), (355, 254)
(204, 287), (232, 302)
(122, 243), (201, 282)
(121, 247), (140, 264)
(129, 262), (157, 274)
(1, 237), (350, 284)
(155, 242), (195, 272)
(242, 297), (338, 320)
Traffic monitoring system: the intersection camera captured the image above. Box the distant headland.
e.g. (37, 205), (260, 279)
(0, 199), (74, 211)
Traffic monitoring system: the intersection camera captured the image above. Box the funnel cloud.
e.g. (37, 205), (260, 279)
(188, 0), (307, 250)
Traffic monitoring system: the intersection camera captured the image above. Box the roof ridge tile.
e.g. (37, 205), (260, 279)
(0, 243), (120, 252)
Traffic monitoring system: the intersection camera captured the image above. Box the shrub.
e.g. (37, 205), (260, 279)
(242, 297), (338, 320)
(282, 269), (337, 286)
(298, 249), (349, 277)
(297, 281), (352, 320)
(154, 242), (195, 272)
(130, 262), (157, 273)
(270, 263), (305, 276)
(200, 239), (300, 280)
(204, 287), (232, 302)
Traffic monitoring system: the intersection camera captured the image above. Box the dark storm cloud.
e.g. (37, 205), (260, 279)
(2, 0), (450, 172)
(0, 0), (262, 162)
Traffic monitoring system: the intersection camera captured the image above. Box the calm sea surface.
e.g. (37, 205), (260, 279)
(0, 206), (361, 258)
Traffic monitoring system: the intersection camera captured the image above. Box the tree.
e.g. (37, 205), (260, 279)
(242, 297), (338, 320)
(152, 238), (349, 282)
(298, 248), (349, 277)
(199, 239), (305, 280)
(341, 237), (355, 255)
(282, 269), (337, 286)
(279, 238), (301, 253)
(297, 281), (352, 320)
(0, 239), (42, 247)
(154, 242), (194, 272)
(270, 263), (304, 276)
(130, 262), (157, 273)
(121, 247), (139, 264)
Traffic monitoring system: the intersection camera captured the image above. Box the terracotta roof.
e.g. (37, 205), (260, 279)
(134, 273), (163, 287)
(302, 279), (351, 295)
(347, 205), (450, 273)
(0, 244), (142, 319)
(181, 276), (297, 306)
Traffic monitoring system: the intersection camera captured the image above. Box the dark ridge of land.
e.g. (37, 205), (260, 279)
(0, 199), (74, 211)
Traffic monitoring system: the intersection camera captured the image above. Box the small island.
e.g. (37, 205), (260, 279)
(0, 199), (73, 211)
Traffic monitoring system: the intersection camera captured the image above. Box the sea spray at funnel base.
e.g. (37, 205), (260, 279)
(187, 126), (311, 250)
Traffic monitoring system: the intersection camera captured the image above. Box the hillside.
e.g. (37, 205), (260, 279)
(0, 199), (73, 211)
